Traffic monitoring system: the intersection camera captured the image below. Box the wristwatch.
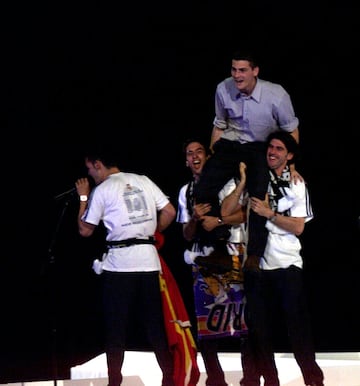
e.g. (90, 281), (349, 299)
(217, 217), (223, 224)
(80, 195), (88, 202)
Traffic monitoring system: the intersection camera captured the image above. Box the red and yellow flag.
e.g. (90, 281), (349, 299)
(156, 232), (200, 386)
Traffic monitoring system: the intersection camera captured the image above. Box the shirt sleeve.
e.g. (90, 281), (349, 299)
(213, 81), (228, 129)
(143, 175), (170, 211)
(176, 184), (191, 223)
(276, 90), (299, 132)
(288, 181), (314, 222)
(81, 188), (103, 226)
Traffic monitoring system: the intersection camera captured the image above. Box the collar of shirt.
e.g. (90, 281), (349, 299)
(233, 78), (262, 103)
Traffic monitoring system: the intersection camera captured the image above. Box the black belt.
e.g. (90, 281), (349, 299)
(106, 236), (156, 249)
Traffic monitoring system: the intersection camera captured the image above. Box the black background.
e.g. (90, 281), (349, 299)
(1, 0), (359, 383)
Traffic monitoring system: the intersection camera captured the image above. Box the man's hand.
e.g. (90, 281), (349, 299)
(192, 203), (211, 221)
(250, 195), (272, 218)
(289, 164), (304, 184)
(75, 177), (91, 196)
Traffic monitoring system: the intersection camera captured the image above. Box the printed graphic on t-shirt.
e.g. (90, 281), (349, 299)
(123, 184), (151, 224)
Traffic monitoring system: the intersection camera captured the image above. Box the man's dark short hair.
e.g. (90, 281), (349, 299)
(182, 137), (209, 155)
(81, 141), (121, 168)
(231, 50), (259, 68)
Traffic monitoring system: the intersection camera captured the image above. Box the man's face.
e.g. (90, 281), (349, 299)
(85, 159), (103, 185)
(185, 142), (207, 178)
(231, 59), (259, 95)
(267, 138), (293, 172)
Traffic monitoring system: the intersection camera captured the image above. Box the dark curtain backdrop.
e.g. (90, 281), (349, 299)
(1, 0), (359, 383)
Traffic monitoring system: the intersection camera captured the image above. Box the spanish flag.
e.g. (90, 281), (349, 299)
(156, 233), (200, 386)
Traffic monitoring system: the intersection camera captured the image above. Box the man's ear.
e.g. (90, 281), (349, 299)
(186, 161), (189, 167)
(94, 160), (102, 169)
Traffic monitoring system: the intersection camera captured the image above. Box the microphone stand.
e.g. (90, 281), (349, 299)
(47, 196), (74, 386)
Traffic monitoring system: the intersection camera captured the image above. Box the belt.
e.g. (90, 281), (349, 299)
(106, 236), (156, 249)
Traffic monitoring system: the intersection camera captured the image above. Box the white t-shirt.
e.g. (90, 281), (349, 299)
(177, 178), (247, 261)
(83, 172), (170, 272)
(260, 180), (313, 270)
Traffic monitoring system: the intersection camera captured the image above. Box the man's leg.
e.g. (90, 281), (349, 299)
(241, 142), (269, 268)
(199, 339), (228, 386)
(103, 272), (131, 386)
(279, 267), (324, 386)
(193, 139), (241, 243)
(243, 270), (280, 386)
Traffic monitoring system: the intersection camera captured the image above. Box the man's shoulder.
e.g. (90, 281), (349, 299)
(258, 78), (287, 95)
(178, 182), (190, 197)
(217, 77), (235, 90)
(289, 179), (307, 190)
(119, 171), (147, 180)
(288, 179), (308, 199)
(118, 172), (156, 188)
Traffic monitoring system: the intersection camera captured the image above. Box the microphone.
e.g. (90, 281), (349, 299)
(54, 187), (77, 201)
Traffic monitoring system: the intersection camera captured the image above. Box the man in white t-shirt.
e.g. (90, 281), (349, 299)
(177, 138), (248, 386)
(74, 144), (176, 386)
(222, 131), (324, 386)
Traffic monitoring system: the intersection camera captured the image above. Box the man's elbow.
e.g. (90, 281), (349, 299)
(79, 228), (93, 237)
(78, 222), (95, 237)
(164, 204), (176, 221)
(170, 207), (176, 220)
(294, 221), (305, 236)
